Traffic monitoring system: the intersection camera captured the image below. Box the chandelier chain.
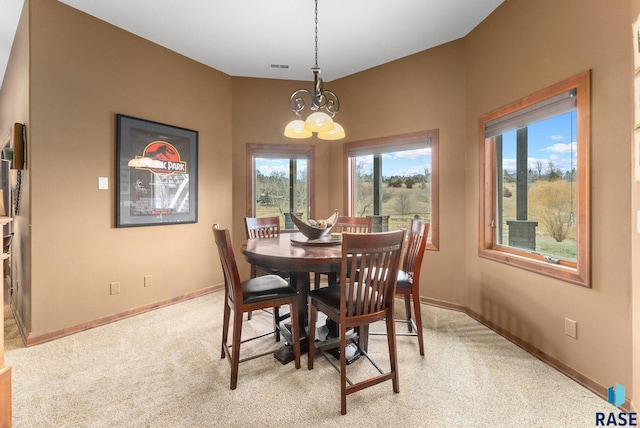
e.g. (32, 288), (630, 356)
(284, 0), (344, 139)
(314, 0), (318, 68)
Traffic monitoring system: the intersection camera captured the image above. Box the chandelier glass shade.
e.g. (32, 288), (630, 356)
(305, 111), (334, 133)
(284, 0), (345, 140)
(317, 121), (345, 140)
(283, 119), (312, 138)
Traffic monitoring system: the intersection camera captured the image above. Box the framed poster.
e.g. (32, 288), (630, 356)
(116, 114), (198, 227)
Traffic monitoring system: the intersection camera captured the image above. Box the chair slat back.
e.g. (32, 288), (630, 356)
(341, 230), (404, 317)
(403, 219), (429, 277)
(212, 225), (242, 307)
(245, 216), (281, 239)
(334, 216), (372, 234)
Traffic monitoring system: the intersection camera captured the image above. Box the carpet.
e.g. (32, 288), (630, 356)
(4, 291), (620, 427)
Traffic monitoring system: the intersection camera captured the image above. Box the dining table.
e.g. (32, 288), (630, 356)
(241, 232), (349, 364)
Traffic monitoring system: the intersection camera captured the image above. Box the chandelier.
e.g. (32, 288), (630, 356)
(284, 0), (345, 140)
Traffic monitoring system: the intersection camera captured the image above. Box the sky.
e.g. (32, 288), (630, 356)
(255, 148), (432, 178)
(255, 110), (575, 179)
(362, 148), (432, 178)
(255, 158), (307, 177)
(501, 111), (577, 174)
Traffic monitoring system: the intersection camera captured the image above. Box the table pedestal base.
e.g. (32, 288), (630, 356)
(274, 323), (309, 365)
(326, 344), (360, 365)
(274, 345), (299, 365)
(274, 339), (360, 365)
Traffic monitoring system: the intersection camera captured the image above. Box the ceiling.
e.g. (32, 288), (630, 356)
(0, 0), (504, 88)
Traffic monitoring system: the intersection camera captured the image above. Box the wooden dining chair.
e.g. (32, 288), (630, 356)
(244, 216), (290, 339)
(213, 224), (301, 390)
(313, 216), (372, 289)
(396, 219), (429, 355)
(244, 216), (283, 278)
(307, 229), (405, 415)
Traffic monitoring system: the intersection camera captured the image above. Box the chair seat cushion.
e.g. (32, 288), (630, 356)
(396, 269), (413, 291)
(308, 284), (342, 310)
(242, 275), (297, 305)
(308, 283), (376, 314)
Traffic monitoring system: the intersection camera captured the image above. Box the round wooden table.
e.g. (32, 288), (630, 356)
(242, 232), (343, 272)
(241, 232), (343, 363)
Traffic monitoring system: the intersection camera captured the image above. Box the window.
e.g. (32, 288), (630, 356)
(246, 144), (315, 230)
(344, 130), (439, 250)
(479, 71), (590, 287)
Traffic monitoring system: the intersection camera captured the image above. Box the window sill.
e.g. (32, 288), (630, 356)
(479, 247), (589, 288)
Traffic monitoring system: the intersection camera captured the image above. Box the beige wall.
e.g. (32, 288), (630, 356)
(465, 0), (633, 397)
(16, 0), (232, 337)
(0, 0), (636, 409)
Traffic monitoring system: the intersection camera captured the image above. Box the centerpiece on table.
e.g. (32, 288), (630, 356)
(289, 210), (338, 240)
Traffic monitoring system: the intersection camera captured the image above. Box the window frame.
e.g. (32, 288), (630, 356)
(343, 130), (439, 251)
(478, 71), (591, 287)
(246, 143), (315, 220)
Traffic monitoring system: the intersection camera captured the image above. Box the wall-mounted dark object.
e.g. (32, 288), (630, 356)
(11, 123), (25, 170)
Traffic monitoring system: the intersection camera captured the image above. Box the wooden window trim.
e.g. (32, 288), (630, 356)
(478, 71), (591, 287)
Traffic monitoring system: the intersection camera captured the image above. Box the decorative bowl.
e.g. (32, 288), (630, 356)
(289, 210), (338, 240)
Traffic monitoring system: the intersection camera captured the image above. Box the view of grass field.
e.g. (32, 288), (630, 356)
(255, 204), (301, 226)
(501, 181), (577, 260)
(355, 183), (431, 232)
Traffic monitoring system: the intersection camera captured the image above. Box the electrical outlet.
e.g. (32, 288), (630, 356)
(144, 275), (153, 287)
(110, 281), (120, 295)
(565, 317), (577, 339)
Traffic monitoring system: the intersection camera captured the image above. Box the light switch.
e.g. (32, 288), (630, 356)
(98, 177), (108, 190)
